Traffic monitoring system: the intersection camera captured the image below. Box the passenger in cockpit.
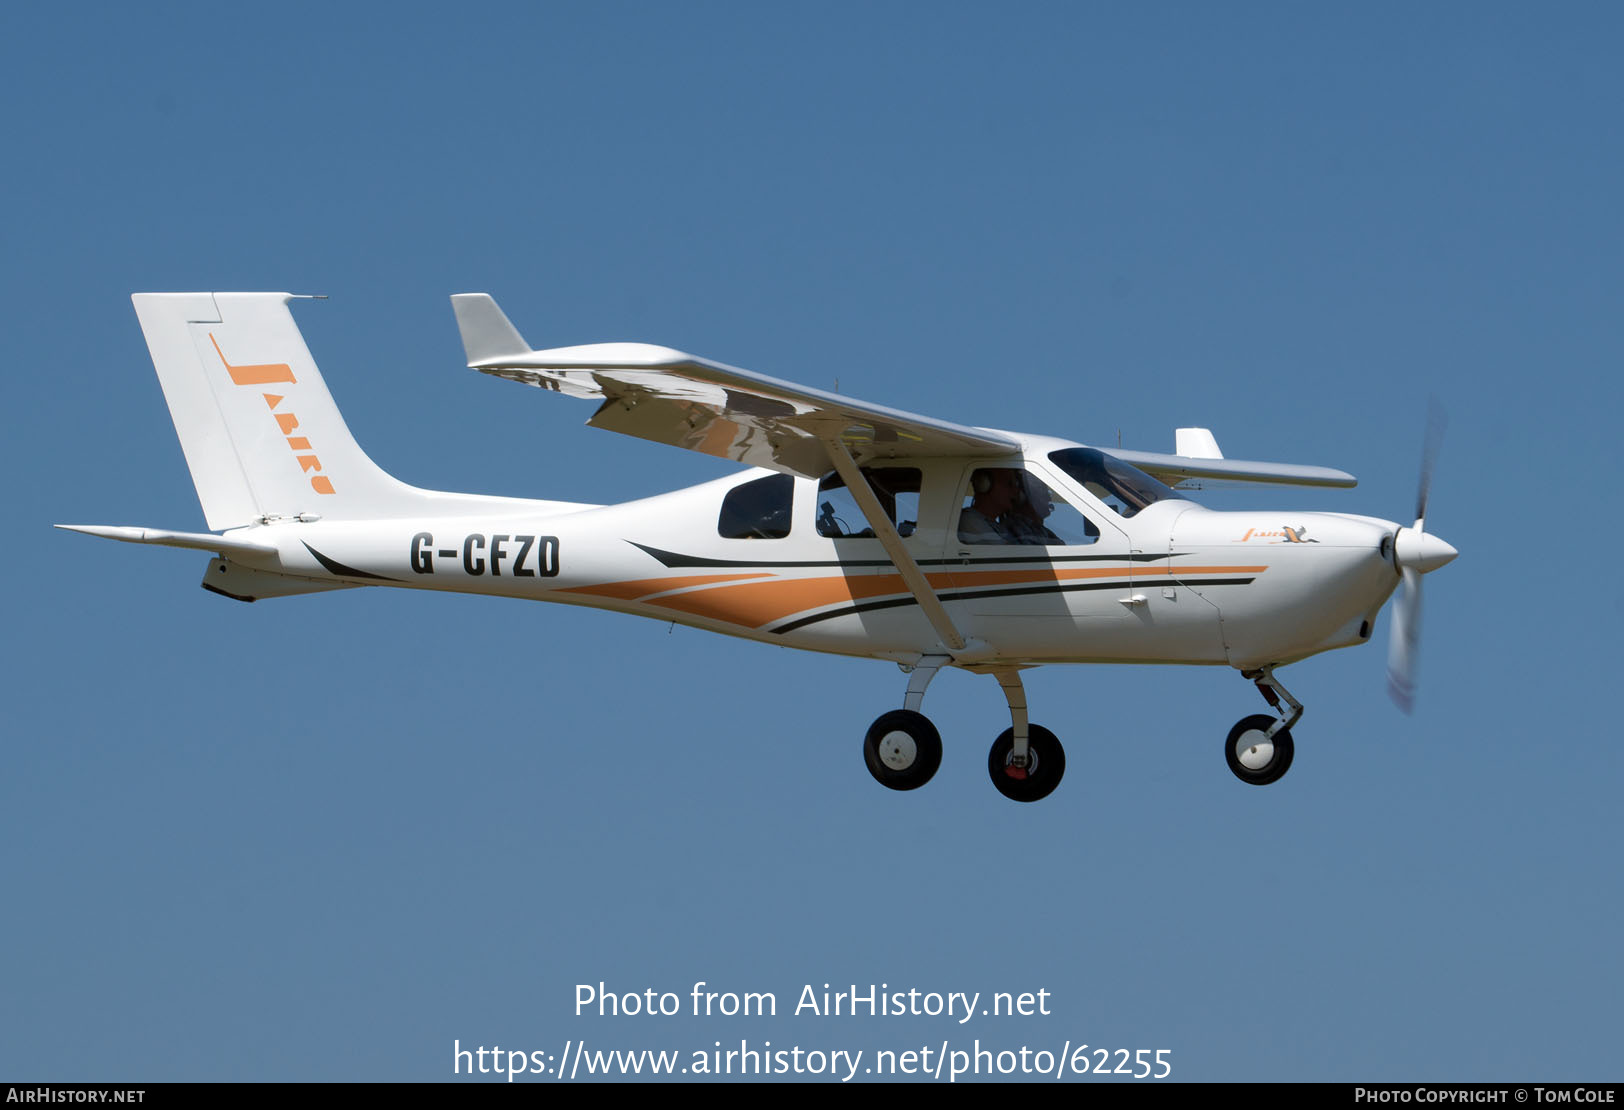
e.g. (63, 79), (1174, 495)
(1007, 471), (1063, 545)
(959, 468), (1020, 544)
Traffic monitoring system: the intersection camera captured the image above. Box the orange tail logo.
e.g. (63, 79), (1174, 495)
(210, 334), (335, 495)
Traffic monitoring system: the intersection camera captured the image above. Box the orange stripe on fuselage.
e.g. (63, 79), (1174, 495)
(639, 565), (1150, 630)
(557, 572), (775, 602)
(646, 573), (911, 626)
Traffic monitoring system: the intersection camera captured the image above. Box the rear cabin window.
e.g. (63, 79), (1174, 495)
(718, 473), (794, 539)
(815, 468), (921, 538)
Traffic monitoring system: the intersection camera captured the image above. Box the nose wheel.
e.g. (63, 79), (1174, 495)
(1224, 665), (1302, 786)
(863, 709), (943, 791)
(1224, 714), (1295, 785)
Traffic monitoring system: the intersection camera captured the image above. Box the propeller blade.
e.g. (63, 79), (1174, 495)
(1388, 400), (1448, 713)
(1387, 566), (1422, 713)
(1414, 398), (1446, 524)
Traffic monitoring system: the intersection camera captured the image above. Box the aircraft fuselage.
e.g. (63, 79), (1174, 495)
(205, 436), (1402, 673)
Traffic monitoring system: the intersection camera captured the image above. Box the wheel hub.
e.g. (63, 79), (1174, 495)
(987, 724), (1065, 802)
(1236, 730), (1275, 771)
(879, 731), (918, 771)
(1000, 750), (1035, 780)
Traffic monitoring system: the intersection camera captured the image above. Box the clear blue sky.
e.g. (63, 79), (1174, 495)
(5, 1), (1620, 1082)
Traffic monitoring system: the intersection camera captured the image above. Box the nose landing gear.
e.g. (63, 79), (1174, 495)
(1225, 665), (1301, 786)
(1224, 714), (1295, 785)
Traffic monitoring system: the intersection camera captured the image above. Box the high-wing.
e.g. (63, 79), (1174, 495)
(452, 294), (1018, 478)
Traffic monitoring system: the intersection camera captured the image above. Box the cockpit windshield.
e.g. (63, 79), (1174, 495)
(1047, 448), (1188, 518)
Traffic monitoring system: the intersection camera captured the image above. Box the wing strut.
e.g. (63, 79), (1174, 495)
(821, 435), (967, 653)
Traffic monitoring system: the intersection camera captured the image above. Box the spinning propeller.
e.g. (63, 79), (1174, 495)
(1386, 404), (1457, 713)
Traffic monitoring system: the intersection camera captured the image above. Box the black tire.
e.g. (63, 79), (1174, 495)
(1224, 714), (1295, 786)
(987, 725), (1065, 803)
(863, 710), (943, 791)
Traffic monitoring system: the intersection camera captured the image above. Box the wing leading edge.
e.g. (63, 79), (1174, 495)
(1115, 424), (1356, 489)
(450, 293), (1018, 478)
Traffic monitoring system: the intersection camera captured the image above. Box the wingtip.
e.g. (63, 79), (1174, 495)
(451, 293), (532, 365)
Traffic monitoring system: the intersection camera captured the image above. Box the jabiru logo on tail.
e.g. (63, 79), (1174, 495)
(209, 333), (336, 495)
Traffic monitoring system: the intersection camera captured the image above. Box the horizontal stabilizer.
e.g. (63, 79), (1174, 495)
(55, 524), (277, 559)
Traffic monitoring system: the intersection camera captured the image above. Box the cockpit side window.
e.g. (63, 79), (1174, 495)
(815, 467), (921, 538)
(959, 467), (1101, 546)
(718, 473), (794, 539)
(1047, 448), (1186, 518)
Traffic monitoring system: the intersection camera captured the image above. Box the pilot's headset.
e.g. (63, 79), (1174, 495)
(972, 468), (1021, 497)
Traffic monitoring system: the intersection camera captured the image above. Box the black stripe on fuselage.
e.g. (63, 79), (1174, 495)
(631, 540), (1175, 570)
(302, 542), (399, 582)
(767, 576), (1258, 634)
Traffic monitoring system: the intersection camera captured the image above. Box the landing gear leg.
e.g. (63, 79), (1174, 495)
(902, 655), (948, 714)
(1225, 664), (1300, 786)
(862, 656), (948, 791)
(1247, 664), (1303, 737)
(987, 667), (1065, 802)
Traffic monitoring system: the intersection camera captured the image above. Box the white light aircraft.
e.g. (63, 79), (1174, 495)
(61, 293), (1457, 802)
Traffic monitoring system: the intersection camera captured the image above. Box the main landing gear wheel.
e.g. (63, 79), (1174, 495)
(863, 710), (943, 791)
(1225, 714), (1295, 786)
(987, 725), (1065, 803)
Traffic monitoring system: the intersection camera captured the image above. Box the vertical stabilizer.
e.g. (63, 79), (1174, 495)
(132, 293), (431, 529)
